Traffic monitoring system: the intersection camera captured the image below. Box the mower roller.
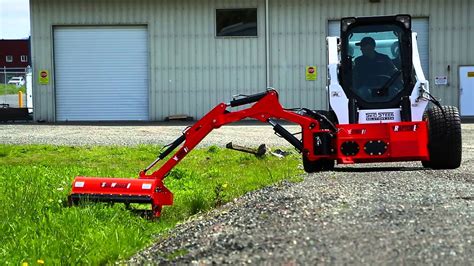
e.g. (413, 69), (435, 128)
(69, 14), (462, 217)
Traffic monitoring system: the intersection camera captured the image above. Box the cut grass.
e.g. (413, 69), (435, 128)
(0, 84), (26, 95)
(0, 144), (303, 264)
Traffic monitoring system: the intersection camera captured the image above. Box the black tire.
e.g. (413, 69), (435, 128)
(303, 155), (335, 173)
(423, 105), (462, 169)
(421, 159), (431, 168)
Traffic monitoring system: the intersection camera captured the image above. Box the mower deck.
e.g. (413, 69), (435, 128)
(69, 177), (173, 217)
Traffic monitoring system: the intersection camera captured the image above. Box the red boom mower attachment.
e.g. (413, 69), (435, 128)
(70, 89), (332, 217)
(69, 15), (462, 217)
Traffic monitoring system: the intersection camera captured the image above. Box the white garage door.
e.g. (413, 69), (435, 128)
(328, 18), (429, 76)
(54, 27), (149, 121)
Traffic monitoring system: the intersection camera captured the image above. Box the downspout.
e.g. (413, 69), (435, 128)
(265, 0), (270, 87)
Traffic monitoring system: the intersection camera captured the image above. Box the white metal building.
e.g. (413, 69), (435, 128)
(29, 0), (474, 122)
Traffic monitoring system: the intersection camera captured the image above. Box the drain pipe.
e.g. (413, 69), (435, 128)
(265, 0), (270, 87)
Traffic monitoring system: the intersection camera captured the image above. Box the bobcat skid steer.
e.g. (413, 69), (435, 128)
(69, 14), (461, 217)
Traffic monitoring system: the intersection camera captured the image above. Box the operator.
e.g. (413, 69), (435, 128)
(352, 37), (398, 91)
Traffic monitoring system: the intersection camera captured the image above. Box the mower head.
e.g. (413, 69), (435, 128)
(68, 177), (173, 217)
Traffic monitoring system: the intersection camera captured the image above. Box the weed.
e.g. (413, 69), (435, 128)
(207, 145), (219, 153)
(0, 146), (10, 157)
(186, 191), (209, 215)
(168, 168), (190, 180)
(214, 183), (228, 207)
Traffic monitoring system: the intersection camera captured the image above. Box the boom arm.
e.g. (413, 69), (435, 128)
(141, 89), (319, 183)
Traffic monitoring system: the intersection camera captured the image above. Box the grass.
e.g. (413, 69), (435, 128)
(0, 144), (303, 264)
(0, 84), (26, 94)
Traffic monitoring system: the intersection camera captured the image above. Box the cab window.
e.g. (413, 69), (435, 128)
(348, 24), (404, 103)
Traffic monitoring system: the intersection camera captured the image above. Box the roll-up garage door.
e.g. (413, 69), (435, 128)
(328, 18), (429, 76)
(54, 27), (149, 121)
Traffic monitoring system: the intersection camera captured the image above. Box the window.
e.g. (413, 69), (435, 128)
(21, 55), (28, 62)
(347, 24), (405, 103)
(329, 18), (429, 76)
(216, 8), (257, 37)
(6, 55), (13, 63)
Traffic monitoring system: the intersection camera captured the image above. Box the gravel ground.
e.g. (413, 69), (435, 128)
(129, 164), (473, 264)
(0, 122), (299, 147)
(1, 123), (473, 264)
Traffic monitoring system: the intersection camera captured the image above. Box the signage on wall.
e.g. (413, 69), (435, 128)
(39, 70), (49, 85)
(434, 76), (448, 85)
(306, 66), (317, 81)
(468, 72), (474, 78)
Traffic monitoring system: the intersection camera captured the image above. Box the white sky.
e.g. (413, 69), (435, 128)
(0, 0), (30, 39)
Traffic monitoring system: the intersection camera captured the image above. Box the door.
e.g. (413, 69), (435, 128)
(54, 26), (149, 121)
(460, 66), (474, 116)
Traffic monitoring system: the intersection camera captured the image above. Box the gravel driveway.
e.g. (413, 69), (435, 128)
(0, 123), (299, 147)
(1, 123), (473, 264)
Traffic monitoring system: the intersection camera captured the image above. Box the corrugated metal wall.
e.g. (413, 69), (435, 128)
(152, 0), (267, 119)
(30, 0), (474, 121)
(268, 0), (328, 109)
(30, 0), (266, 121)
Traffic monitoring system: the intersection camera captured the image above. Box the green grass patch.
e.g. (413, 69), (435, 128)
(0, 84), (25, 95)
(0, 144), (303, 264)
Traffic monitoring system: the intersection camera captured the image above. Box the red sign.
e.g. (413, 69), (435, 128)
(306, 66), (317, 81)
(39, 70), (49, 84)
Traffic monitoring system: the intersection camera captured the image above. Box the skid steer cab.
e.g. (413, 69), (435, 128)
(69, 14), (461, 217)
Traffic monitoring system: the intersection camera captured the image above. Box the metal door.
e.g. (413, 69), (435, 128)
(459, 66), (474, 116)
(54, 26), (149, 121)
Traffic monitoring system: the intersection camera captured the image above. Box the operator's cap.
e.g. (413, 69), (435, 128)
(356, 37), (376, 47)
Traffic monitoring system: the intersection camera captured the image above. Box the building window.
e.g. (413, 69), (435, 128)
(21, 55), (28, 62)
(216, 8), (257, 37)
(6, 55), (13, 63)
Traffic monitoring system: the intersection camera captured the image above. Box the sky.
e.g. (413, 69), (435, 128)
(0, 0), (30, 39)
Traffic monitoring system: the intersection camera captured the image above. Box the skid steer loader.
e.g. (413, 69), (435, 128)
(69, 14), (462, 217)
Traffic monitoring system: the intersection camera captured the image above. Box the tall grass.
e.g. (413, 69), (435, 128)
(0, 144), (303, 264)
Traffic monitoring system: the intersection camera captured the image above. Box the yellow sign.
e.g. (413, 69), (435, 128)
(306, 66), (317, 81)
(39, 70), (49, 85)
(468, 72), (474, 78)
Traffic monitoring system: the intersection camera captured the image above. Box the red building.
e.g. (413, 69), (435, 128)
(0, 39), (30, 68)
